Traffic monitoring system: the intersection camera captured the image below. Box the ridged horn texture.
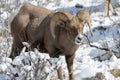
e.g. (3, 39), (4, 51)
(76, 10), (93, 36)
(50, 10), (72, 38)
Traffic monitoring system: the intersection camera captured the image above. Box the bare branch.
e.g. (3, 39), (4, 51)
(83, 34), (119, 54)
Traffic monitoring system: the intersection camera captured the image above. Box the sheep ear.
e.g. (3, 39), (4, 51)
(56, 20), (66, 27)
(57, 20), (70, 28)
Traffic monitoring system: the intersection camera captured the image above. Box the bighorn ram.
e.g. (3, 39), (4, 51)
(10, 3), (92, 80)
(104, 0), (117, 16)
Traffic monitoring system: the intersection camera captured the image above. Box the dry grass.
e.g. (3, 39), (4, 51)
(110, 69), (120, 78)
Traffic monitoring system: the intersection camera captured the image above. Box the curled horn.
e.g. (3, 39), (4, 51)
(76, 10), (93, 36)
(50, 10), (72, 38)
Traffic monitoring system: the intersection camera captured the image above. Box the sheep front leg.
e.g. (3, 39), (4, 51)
(65, 54), (75, 80)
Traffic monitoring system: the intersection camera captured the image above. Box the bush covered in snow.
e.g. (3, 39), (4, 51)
(0, 47), (64, 80)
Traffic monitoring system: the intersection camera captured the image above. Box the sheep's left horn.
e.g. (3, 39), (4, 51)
(77, 10), (93, 36)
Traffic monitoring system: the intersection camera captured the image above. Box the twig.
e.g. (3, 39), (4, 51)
(83, 34), (119, 54)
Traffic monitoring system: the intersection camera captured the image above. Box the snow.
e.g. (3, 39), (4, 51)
(0, 0), (120, 80)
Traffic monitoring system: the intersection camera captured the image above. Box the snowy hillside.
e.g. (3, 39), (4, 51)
(0, 0), (120, 80)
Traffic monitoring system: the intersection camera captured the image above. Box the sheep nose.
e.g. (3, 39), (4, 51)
(75, 35), (83, 44)
(76, 36), (82, 43)
(75, 35), (83, 45)
(77, 37), (82, 41)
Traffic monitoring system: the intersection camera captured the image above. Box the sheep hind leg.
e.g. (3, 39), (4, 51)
(57, 66), (63, 80)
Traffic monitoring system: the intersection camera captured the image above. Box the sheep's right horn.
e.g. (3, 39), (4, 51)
(50, 10), (72, 38)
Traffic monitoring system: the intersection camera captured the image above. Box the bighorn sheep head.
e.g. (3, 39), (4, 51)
(50, 10), (92, 45)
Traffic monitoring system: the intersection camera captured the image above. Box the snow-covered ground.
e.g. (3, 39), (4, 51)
(0, 0), (120, 80)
